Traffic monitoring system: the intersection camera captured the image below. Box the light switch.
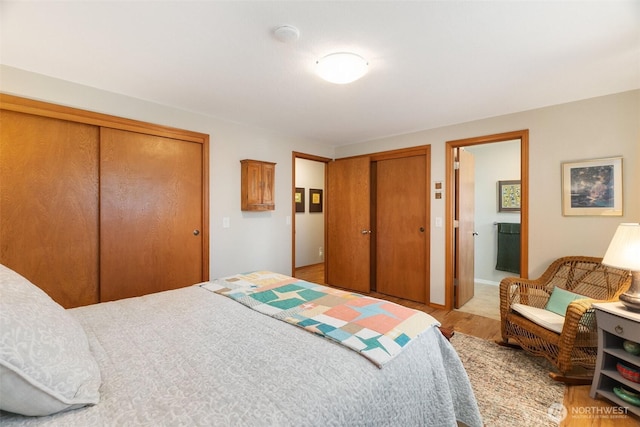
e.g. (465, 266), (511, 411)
(435, 217), (442, 228)
(222, 217), (230, 228)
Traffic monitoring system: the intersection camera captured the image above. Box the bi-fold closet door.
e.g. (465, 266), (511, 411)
(0, 99), (208, 308)
(326, 148), (430, 304)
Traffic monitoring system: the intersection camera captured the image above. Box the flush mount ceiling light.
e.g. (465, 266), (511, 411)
(316, 52), (369, 84)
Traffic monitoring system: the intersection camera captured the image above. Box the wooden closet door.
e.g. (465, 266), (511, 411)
(0, 110), (99, 308)
(326, 156), (371, 293)
(376, 155), (427, 303)
(100, 128), (203, 301)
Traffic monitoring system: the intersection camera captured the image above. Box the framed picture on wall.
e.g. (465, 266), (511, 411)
(295, 187), (305, 213)
(309, 188), (323, 213)
(561, 156), (622, 216)
(498, 180), (521, 212)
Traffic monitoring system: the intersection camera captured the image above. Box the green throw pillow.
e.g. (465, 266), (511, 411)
(545, 287), (584, 316)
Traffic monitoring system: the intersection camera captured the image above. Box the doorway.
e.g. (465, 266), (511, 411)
(291, 152), (331, 279)
(445, 130), (529, 311)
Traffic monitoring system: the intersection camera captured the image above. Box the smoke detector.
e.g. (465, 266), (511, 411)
(273, 25), (300, 43)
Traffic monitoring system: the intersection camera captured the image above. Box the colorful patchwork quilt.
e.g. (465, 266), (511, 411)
(201, 271), (440, 367)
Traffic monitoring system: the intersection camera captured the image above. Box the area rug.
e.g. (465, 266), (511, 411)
(451, 333), (566, 426)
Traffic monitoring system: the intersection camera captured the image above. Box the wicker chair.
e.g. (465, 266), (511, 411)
(499, 256), (631, 383)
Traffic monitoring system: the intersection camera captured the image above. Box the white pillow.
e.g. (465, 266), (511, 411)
(511, 303), (565, 334)
(0, 264), (101, 416)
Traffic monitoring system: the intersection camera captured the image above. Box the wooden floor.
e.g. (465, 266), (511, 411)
(295, 263), (639, 427)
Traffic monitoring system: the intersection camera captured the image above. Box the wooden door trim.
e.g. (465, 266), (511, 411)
(0, 94), (207, 143)
(1, 93), (210, 281)
(370, 145), (430, 161)
(445, 130), (529, 310)
(334, 145), (430, 162)
(291, 152), (331, 277)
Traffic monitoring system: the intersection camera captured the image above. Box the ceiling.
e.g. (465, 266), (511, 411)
(1, 1), (638, 147)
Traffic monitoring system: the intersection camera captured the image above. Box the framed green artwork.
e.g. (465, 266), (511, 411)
(498, 180), (521, 212)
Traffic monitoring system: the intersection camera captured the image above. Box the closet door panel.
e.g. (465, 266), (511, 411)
(0, 110), (99, 308)
(100, 128), (203, 301)
(326, 156), (371, 293)
(376, 155), (427, 303)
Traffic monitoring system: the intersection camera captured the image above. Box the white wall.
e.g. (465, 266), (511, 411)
(294, 158), (325, 267)
(337, 90), (640, 305)
(465, 141), (521, 285)
(3, 66), (638, 306)
(0, 65), (334, 279)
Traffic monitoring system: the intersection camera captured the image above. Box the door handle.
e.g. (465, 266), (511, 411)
(361, 230), (372, 234)
(193, 229), (200, 236)
(419, 227), (425, 232)
(472, 232), (478, 236)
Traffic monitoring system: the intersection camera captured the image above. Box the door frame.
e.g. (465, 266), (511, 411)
(444, 130), (529, 310)
(291, 152), (332, 277)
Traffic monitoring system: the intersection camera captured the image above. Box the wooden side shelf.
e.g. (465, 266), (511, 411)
(590, 302), (640, 418)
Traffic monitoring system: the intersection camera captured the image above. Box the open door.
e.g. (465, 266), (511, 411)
(326, 156), (371, 293)
(455, 147), (475, 308)
(446, 129), (529, 311)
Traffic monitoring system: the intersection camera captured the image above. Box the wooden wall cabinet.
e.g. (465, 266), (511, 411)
(241, 159), (275, 211)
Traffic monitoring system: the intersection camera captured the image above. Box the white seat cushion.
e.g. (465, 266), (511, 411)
(511, 303), (564, 334)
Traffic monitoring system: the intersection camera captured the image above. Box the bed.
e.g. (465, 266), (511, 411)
(0, 264), (482, 426)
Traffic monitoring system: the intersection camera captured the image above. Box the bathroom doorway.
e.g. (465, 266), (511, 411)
(445, 130), (529, 313)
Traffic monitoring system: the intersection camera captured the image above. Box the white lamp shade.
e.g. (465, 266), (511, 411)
(316, 52), (368, 84)
(602, 223), (640, 270)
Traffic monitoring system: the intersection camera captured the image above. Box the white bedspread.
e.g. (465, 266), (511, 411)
(1, 285), (482, 426)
